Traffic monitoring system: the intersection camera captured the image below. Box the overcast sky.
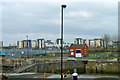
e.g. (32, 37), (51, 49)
(1, 1), (118, 46)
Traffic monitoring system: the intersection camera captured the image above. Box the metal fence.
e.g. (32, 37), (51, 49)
(88, 52), (119, 58)
(0, 49), (69, 59)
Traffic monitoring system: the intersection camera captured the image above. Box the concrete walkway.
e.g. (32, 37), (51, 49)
(7, 73), (120, 80)
(47, 74), (119, 80)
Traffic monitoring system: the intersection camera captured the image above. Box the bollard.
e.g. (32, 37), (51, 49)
(62, 73), (64, 76)
(72, 69), (78, 80)
(40, 55), (42, 59)
(44, 72), (46, 79)
(81, 56), (83, 59)
(68, 70), (70, 76)
(62, 73), (64, 79)
(9, 61), (11, 64)
(52, 70), (54, 75)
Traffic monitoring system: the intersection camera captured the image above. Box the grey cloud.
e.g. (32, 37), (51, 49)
(2, 2), (118, 45)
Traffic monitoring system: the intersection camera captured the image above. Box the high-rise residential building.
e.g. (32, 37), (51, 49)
(89, 39), (94, 47)
(95, 39), (104, 48)
(21, 41), (23, 48)
(45, 40), (54, 46)
(21, 40), (31, 48)
(46, 40), (51, 43)
(74, 38), (86, 44)
(0, 41), (3, 48)
(17, 41), (22, 48)
(37, 39), (45, 48)
(83, 39), (86, 44)
(31, 40), (37, 48)
(89, 38), (104, 48)
(17, 40), (36, 49)
(56, 38), (62, 45)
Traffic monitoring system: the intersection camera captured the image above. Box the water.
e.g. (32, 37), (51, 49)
(47, 75), (61, 78)
(78, 75), (96, 79)
(9, 73), (36, 76)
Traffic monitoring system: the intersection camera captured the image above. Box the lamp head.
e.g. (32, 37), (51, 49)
(61, 5), (66, 8)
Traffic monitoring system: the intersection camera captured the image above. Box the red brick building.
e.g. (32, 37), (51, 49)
(69, 44), (88, 57)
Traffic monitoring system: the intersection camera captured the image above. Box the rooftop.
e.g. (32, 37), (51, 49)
(70, 44), (84, 47)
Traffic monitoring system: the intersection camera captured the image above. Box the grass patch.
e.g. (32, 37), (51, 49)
(82, 56), (118, 60)
(42, 56), (59, 59)
(88, 50), (105, 53)
(28, 56), (59, 59)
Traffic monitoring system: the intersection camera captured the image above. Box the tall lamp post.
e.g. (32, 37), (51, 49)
(61, 5), (66, 80)
(26, 35), (28, 58)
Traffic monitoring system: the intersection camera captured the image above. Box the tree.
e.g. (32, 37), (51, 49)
(103, 34), (111, 49)
(111, 35), (118, 42)
(35, 45), (39, 49)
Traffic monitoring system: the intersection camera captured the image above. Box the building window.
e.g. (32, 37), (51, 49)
(70, 49), (74, 55)
(85, 49), (86, 54)
(76, 49), (81, 53)
(76, 49), (82, 57)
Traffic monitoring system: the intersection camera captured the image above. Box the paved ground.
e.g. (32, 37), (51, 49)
(4, 73), (120, 80)
(8, 73), (51, 78)
(4, 77), (120, 80)
(47, 74), (120, 80)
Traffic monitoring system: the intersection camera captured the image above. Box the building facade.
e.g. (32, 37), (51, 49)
(37, 39), (45, 48)
(31, 40), (37, 48)
(56, 38), (62, 45)
(74, 38), (86, 45)
(69, 44), (88, 57)
(89, 39), (104, 48)
(0, 41), (3, 48)
(21, 40), (31, 48)
(45, 40), (54, 46)
(17, 41), (22, 48)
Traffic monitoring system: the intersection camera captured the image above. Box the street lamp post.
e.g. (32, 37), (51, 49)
(61, 5), (66, 80)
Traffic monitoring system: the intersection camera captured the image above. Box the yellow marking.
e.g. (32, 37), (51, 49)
(68, 70), (70, 76)
(52, 70), (54, 75)
(44, 72), (46, 79)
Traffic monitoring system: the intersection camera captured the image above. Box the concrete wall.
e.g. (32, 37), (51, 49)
(31, 60), (84, 74)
